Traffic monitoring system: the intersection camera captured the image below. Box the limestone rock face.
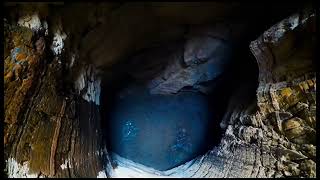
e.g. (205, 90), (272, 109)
(249, 11), (315, 85)
(147, 36), (231, 95)
(184, 36), (231, 66)
(3, 2), (316, 178)
(125, 28), (232, 95)
(4, 17), (107, 178)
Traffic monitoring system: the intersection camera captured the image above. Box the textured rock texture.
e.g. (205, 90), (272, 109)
(3, 2), (316, 178)
(147, 36), (232, 95)
(4, 16), (108, 178)
(169, 9), (316, 178)
(125, 32), (232, 95)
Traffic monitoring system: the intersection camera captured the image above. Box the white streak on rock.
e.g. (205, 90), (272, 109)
(17, 14), (48, 34)
(17, 14), (42, 31)
(70, 54), (76, 68)
(60, 159), (72, 170)
(74, 65), (101, 105)
(51, 30), (67, 55)
(97, 170), (108, 178)
(6, 158), (38, 178)
(263, 13), (314, 44)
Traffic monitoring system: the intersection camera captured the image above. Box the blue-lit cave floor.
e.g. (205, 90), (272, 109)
(109, 152), (196, 177)
(107, 86), (214, 171)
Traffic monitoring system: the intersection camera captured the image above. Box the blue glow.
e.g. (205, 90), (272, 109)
(122, 120), (139, 141)
(108, 86), (212, 170)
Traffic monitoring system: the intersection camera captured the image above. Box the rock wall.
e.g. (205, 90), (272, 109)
(167, 9), (316, 178)
(4, 14), (108, 178)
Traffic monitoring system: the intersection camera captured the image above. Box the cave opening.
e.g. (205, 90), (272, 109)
(91, 3), (314, 175)
(95, 4), (303, 171)
(98, 30), (260, 171)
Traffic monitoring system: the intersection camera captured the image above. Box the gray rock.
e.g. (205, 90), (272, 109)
(148, 37), (232, 94)
(184, 36), (230, 66)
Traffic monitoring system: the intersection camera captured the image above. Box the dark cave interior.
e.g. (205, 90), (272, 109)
(97, 3), (311, 169)
(99, 31), (261, 170)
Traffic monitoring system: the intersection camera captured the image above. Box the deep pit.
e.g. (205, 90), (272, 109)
(100, 34), (259, 171)
(108, 86), (211, 170)
(78, 4), (295, 172)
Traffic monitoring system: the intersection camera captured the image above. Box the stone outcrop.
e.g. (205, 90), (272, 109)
(146, 35), (232, 95)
